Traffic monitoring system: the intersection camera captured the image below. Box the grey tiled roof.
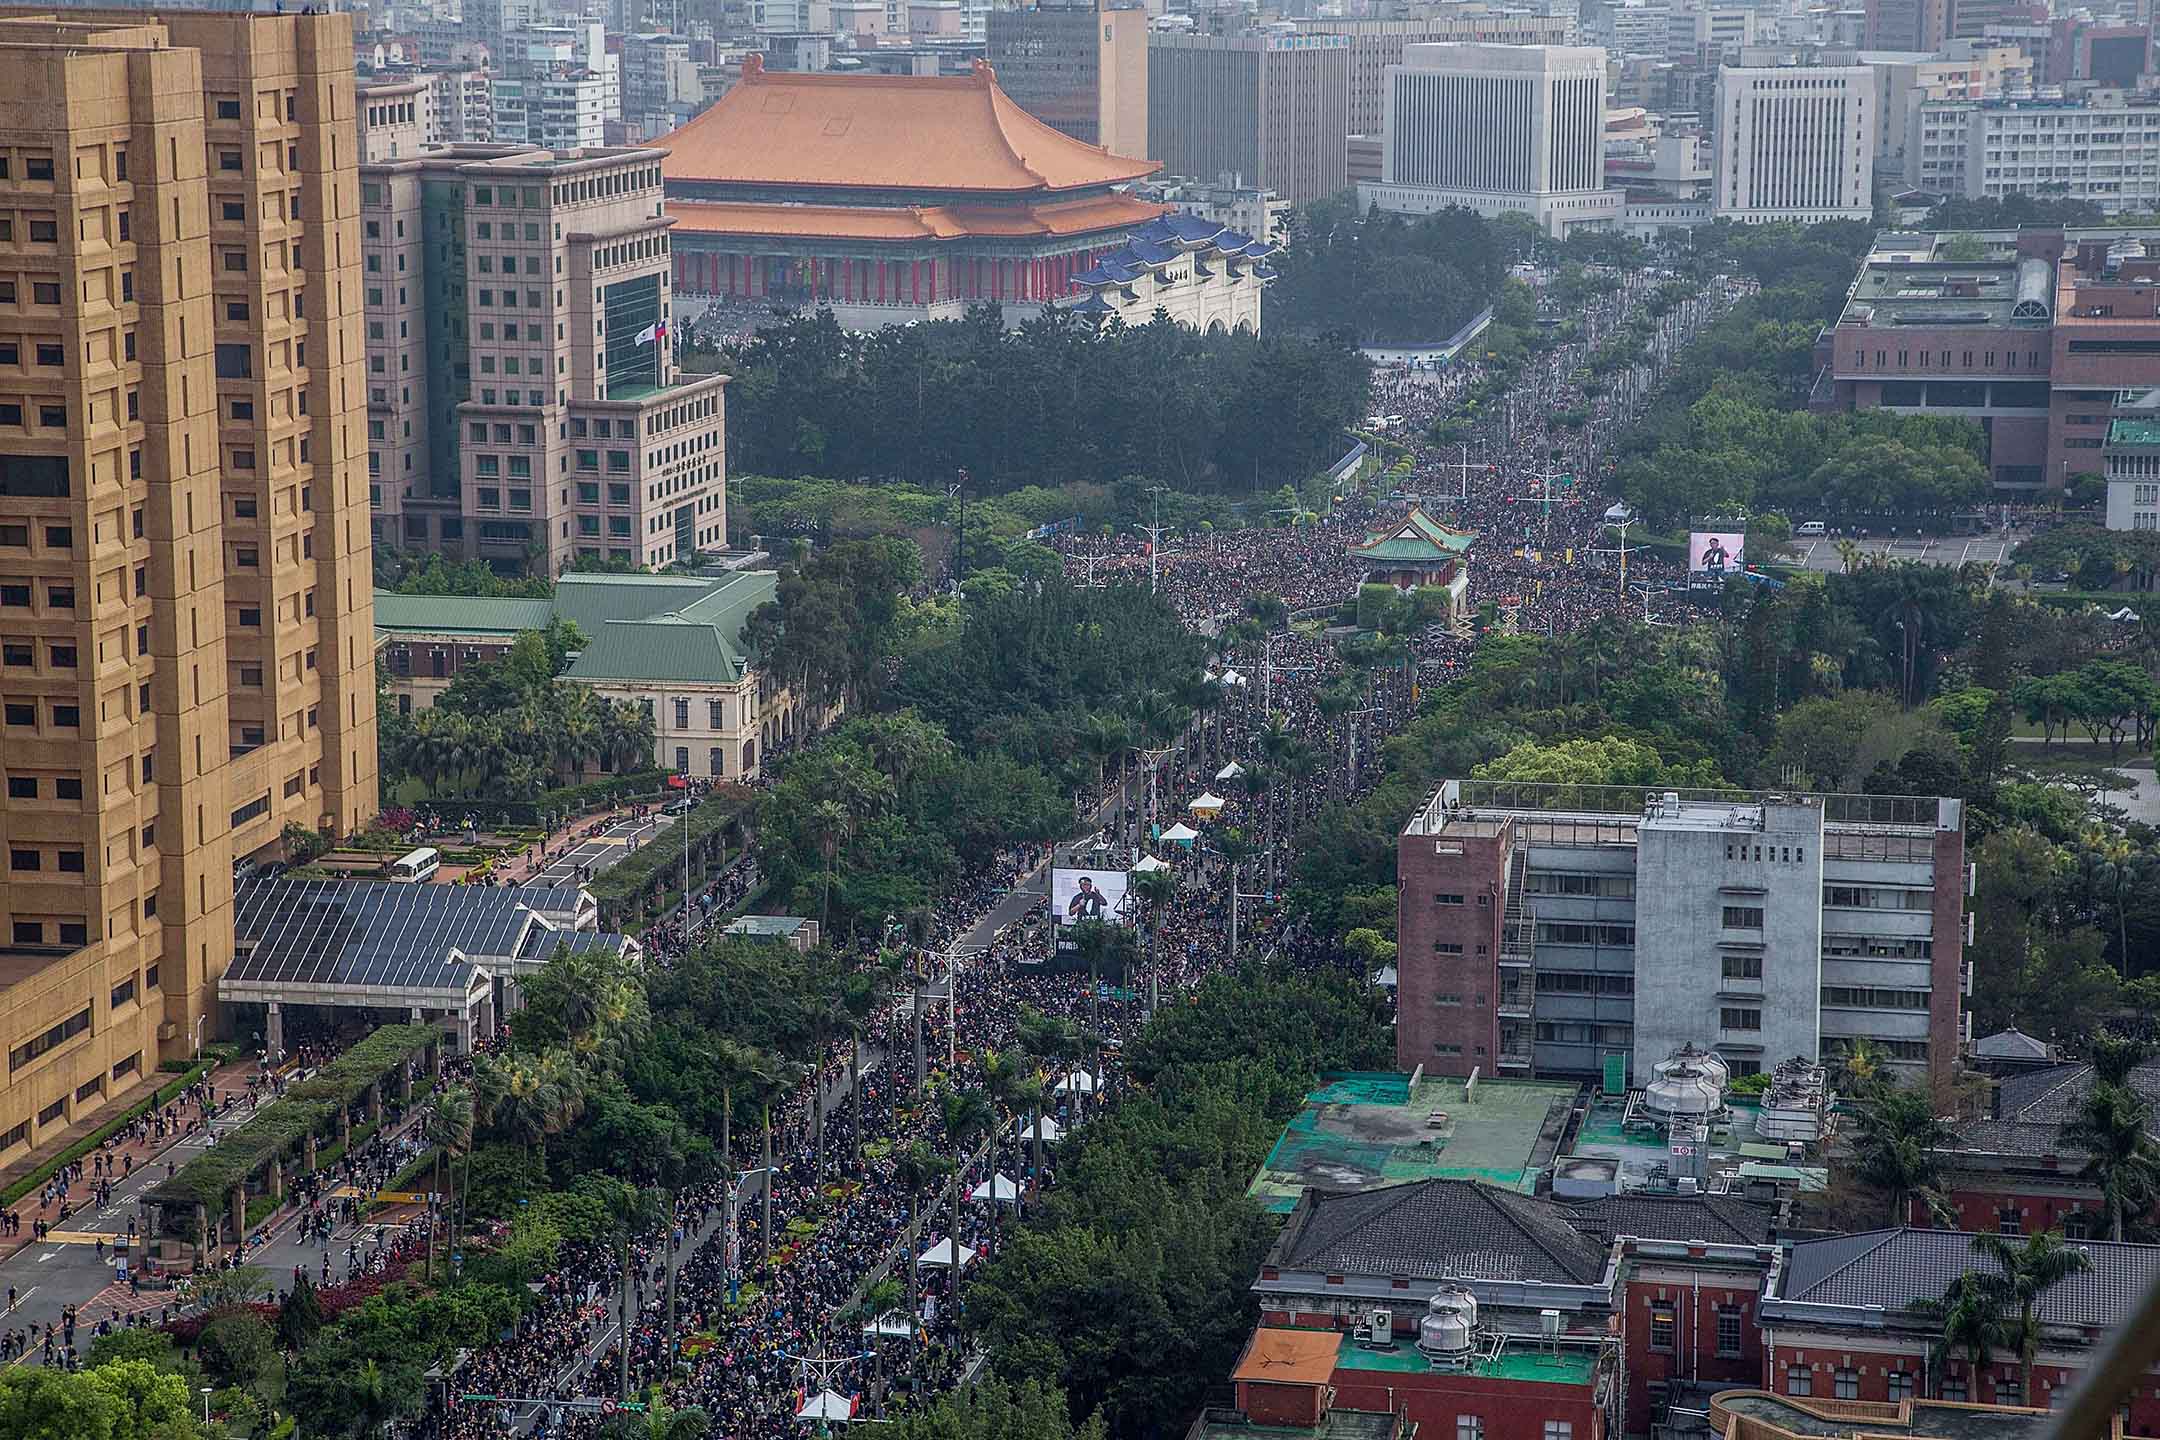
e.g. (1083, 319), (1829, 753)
(1973, 1028), (2054, 1061)
(1566, 1194), (1775, 1247)
(1945, 1059), (2160, 1157)
(1777, 1228), (2160, 1328)
(1271, 1179), (1610, 1286)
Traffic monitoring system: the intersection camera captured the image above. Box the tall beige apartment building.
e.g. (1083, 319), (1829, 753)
(0, 9), (377, 1161)
(358, 105), (725, 573)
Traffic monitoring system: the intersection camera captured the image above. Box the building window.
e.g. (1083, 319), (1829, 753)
(1432, 892), (1465, 906)
(1835, 1369), (1859, 1400)
(1721, 906), (1765, 929)
(1721, 955), (1762, 980)
(1721, 1008), (1762, 1031)
(1942, 1379), (1967, 1402)
(10, 1007), (91, 1072)
(1649, 1303), (1676, 1352)
(1998, 1206), (2023, 1235)
(1716, 1307), (1743, 1359)
(1888, 1372), (1916, 1401)
(1786, 1366), (1812, 1397)
(709, 698), (724, 728)
(674, 746), (689, 773)
(1542, 1425), (1571, 1440)
(1458, 1419), (1483, 1440)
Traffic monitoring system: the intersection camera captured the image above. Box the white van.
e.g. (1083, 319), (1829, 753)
(388, 847), (440, 884)
(1797, 520), (1827, 537)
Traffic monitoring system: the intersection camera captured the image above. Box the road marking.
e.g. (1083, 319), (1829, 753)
(35, 1251), (58, 1263)
(10, 1286), (38, 1309)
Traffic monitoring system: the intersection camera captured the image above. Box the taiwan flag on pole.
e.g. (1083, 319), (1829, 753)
(635, 320), (669, 345)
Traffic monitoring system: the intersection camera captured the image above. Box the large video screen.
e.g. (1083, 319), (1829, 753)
(1051, 868), (1132, 928)
(1688, 531), (1745, 575)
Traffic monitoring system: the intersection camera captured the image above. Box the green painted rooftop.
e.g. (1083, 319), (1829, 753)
(1331, 1333), (1596, 1386)
(2108, 418), (2160, 448)
(372, 594), (557, 635)
(375, 569), (776, 688)
(1353, 510), (1476, 562)
(1248, 1072), (1577, 1215)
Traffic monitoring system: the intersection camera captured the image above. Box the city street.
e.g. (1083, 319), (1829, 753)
(527, 813), (677, 889)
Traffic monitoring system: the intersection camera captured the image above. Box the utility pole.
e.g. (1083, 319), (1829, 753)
(949, 469), (968, 588)
(1134, 485), (1171, 595)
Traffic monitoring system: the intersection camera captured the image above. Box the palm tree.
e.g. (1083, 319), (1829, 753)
(708, 1037), (765, 1172)
(900, 905), (938, 1092)
(1972, 1230), (2095, 1404)
(940, 1087), (994, 1264)
(1836, 1038), (1889, 1098)
(2063, 1081), (2160, 1241)
(422, 1086), (474, 1282)
(1919, 1273), (2010, 1400)
(2090, 1031), (2150, 1088)
(1851, 1083), (1953, 1226)
(892, 1142), (953, 1339)
(749, 1056), (804, 1265)
(809, 798), (854, 936)
(604, 1185), (670, 1400)
(1127, 866), (1176, 1013)
(351, 1358), (405, 1439)
(475, 1054), (563, 1162)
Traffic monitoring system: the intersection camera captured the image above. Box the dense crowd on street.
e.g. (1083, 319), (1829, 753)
(33, 260), (1741, 1435)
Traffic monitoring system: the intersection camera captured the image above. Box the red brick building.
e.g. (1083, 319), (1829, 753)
(1760, 1227), (2160, 1428)
(1920, 1056), (2160, 1237)
(1251, 1179), (1781, 1439)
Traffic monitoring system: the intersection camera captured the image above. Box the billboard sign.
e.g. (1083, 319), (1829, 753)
(1052, 868), (1131, 928)
(1688, 530), (1745, 576)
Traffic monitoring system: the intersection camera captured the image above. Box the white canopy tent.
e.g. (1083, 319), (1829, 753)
(1053, 1070), (1099, 1095)
(1016, 1114), (1066, 1143)
(1220, 669), (1249, 687)
(1130, 854), (1170, 874)
(970, 1173), (1021, 1204)
(860, 1311), (913, 1338)
(918, 1237), (978, 1269)
(796, 1391), (857, 1422)
(1161, 822), (1200, 844)
(1188, 792), (1227, 818)
(1215, 761), (1246, 782)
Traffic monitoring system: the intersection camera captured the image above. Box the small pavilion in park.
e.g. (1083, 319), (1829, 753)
(1353, 508), (1475, 588)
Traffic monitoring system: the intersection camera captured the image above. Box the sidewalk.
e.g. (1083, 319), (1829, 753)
(0, 1057), (263, 1263)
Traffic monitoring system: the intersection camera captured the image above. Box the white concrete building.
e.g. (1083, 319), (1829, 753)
(1915, 96), (2160, 214)
(429, 69), (496, 144)
(1359, 43), (1624, 237)
(1066, 213), (1272, 333)
(1713, 66), (1876, 222)
(2104, 419), (2160, 532)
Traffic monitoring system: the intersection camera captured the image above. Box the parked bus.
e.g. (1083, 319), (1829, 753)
(388, 847), (440, 884)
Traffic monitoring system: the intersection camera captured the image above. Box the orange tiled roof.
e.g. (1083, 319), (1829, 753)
(1231, 1329), (1340, 1388)
(666, 193), (1165, 243)
(654, 55), (1158, 195)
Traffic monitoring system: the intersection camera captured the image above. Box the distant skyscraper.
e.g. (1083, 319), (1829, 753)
(1361, 44), (1623, 237)
(988, 0), (1149, 162)
(1148, 32), (1350, 205)
(1714, 66), (1876, 223)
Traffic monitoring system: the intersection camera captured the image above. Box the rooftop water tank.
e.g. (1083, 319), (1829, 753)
(1417, 1287), (1478, 1361)
(1644, 1047), (1726, 1120)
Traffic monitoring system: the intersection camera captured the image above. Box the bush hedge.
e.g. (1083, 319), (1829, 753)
(149, 1025), (436, 1208)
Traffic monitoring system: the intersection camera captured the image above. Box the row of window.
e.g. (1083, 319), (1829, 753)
(8, 1007), (89, 1073)
(1785, 1366), (1919, 1401)
(1821, 985), (1932, 1010)
(1523, 870), (1636, 898)
(1648, 1303), (1745, 1357)
(9, 848), (85, 874)
(1454, 1420), (1573, 1440)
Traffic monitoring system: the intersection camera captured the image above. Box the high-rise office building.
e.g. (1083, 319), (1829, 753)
(987, 0), (1149, 162)
(359, 123), (728, 573)
(1713, 66), (1876, 222)
(0, 8), (378, 1160)
(1288, 17), (1575, 140)
(1148, 31), (1350, 206)
(1360, 44), (1623, 237)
